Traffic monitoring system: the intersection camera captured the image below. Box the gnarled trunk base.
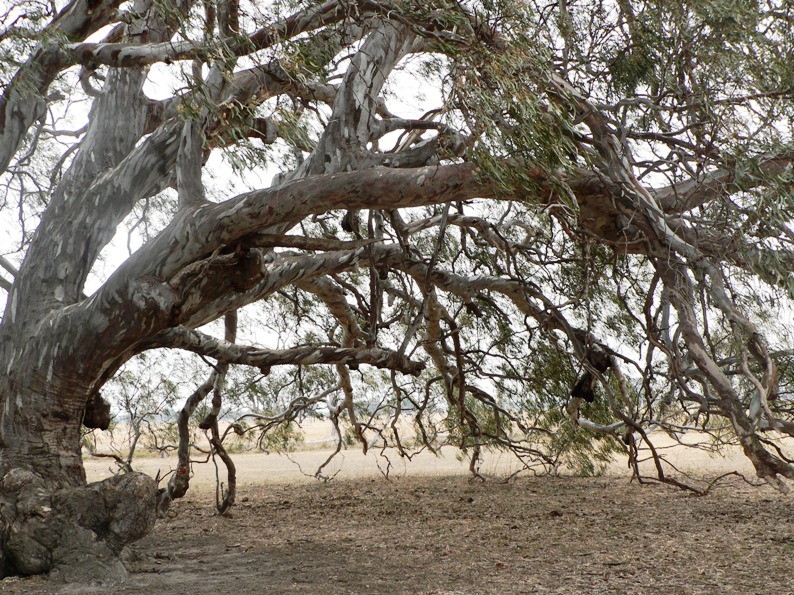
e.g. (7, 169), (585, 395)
(0, 470), (157, 582)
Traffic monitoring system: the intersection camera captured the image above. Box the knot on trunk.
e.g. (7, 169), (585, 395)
(577, 194), (646, 254)
(198, 412), (217, 431)
(82, 392), (111, 430)
(1, 471), (157, 582)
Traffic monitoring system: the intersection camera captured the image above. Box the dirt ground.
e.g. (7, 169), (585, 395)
(2, 454), (794, 594)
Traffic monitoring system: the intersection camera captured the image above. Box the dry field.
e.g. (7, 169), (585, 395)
(3, 432), (794, 594)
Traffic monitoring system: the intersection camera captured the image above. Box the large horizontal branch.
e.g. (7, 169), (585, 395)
(655, 144), (794, 213)
(79, 140), (774, 363)
(57, 0), (382, 68)
(89, 151), (765, 350)
(240, 233), (377, 252)
(117, 161), (506, 285)
(93, 159), (624, 342)
(153, 326), (425, 376)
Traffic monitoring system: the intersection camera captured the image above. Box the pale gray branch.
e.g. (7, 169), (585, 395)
(58, 0), (381, 68)
(654, 144), (794, 213)
(155, 326), (426, 376)
(0, 256), (18, 277)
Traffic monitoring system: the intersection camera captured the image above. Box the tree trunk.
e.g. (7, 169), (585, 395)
(0, 345), (157, 581)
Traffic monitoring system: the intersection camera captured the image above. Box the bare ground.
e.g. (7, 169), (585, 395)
(3, 470), (794, 594)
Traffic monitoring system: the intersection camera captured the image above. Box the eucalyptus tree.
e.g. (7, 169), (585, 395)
(1, 0), (794, 582)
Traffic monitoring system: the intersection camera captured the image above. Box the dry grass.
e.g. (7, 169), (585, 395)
(4, 427), (793, 594)
(5, 473), (793, 595)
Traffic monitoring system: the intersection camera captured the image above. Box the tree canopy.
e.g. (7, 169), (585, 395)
(1, 0), (794, 580)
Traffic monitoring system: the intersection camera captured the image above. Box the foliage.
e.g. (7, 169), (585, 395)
(2, 0), (794, 510)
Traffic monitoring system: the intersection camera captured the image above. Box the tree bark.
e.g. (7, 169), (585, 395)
(3, 0), (793, 582)
(0, 352), (157, 580)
